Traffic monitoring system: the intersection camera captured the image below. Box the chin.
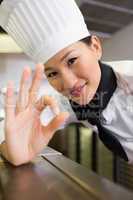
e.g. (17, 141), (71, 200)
(72, 93), (93, 106)
(71, 97), (88, 106)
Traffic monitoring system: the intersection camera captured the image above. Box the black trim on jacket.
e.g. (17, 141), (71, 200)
(69, 62), (128, 161)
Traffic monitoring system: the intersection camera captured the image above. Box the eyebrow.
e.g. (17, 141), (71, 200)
(44, 67), (53, 73)
(60, 50), (74, 62)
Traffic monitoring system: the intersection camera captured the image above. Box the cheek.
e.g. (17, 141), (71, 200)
(75, 62), (92, 80)
(48, 79), (63, 93)
(76, 61), (100, 85)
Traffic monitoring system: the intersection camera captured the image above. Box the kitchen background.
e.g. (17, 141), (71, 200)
(0, 0), (133, 192)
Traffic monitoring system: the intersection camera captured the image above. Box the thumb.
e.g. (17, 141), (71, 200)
(42, 112), (69, 139)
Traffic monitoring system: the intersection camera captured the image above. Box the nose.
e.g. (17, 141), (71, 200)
(61, 69), (77, 91)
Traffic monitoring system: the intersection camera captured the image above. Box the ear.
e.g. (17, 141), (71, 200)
(90, 35), (102, 60)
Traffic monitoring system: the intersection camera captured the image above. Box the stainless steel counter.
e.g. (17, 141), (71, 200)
(0, 147), (133, 200)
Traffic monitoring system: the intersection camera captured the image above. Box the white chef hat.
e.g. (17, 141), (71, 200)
(0, 0), (90, 63)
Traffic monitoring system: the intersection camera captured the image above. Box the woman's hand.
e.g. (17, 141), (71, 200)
(0, 64), (69, 166)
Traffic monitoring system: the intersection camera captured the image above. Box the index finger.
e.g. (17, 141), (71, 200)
(5, 81), (15, 122)
(29, 64), (44, 104)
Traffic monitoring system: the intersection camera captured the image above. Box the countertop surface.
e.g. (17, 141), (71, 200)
(0, 147), (133, 200)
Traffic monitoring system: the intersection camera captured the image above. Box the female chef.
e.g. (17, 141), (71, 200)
(0, 0), (133, 166)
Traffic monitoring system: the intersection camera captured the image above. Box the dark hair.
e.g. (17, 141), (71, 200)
(80, 35), (92, 46)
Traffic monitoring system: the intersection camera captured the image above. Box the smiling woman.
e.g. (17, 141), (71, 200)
(44, 36), (102, 106)
(0, 0), (133, 166)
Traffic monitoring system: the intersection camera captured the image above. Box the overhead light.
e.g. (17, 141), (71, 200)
(0, 34), (22, 53)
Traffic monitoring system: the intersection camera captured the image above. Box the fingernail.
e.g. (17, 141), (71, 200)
(53, 107), (60, 115)
(24, 67), (31, 80)
(7, 81), (14, 88)
(37, 63), (44, 71)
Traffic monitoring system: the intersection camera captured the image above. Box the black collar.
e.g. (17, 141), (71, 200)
(69, 62), (117, 125)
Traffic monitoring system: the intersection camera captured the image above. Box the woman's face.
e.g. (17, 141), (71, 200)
(44, 36), (102, 105)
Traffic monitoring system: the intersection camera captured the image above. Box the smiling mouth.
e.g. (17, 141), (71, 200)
(70, 81), (88, 97)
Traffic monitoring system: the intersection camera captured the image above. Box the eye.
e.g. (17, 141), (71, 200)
(47, 72), (58, 78)
(67, 57), (77, 66)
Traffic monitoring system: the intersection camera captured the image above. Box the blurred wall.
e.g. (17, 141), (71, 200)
(0, 53), (34, 88)
(102, 22), (133, 61)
